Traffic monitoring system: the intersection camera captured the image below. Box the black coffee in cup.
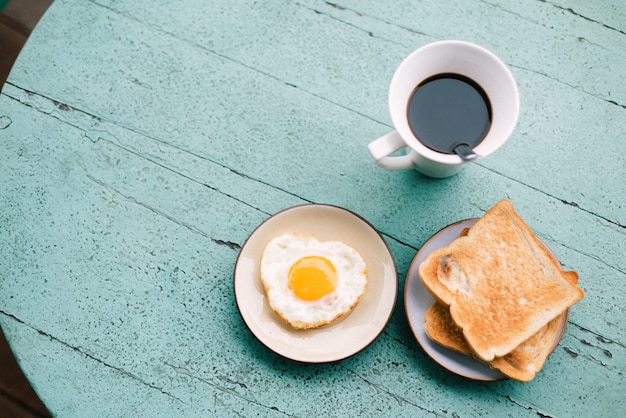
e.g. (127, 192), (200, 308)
(406, 73), (492, 154)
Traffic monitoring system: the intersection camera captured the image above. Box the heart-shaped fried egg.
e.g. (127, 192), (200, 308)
(260, 233), (368, 330)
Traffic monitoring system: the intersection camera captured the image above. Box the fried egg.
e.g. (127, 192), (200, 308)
(260, 233), (368, 330)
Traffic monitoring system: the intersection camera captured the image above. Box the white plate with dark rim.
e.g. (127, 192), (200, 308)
(234, 204), (397, 363)
(404, 218), (569, 381)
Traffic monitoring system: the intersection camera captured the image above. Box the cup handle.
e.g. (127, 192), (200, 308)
(367, 130), (414, 170)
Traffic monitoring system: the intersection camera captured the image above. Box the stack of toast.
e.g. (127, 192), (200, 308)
(418, 200), (584, 381)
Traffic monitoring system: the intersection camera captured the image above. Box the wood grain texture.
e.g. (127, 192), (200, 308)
(1, 0), (624, 416)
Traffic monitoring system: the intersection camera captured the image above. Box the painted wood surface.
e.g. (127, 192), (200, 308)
(1, 0), (624, 416)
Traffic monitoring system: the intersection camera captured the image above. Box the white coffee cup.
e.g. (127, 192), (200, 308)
(368, 40), (520, 178)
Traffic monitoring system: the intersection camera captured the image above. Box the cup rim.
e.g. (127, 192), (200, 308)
(388, 40), (520, 164)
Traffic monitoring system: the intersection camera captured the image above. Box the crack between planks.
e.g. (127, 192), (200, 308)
(320, 1), (429, 37)
(106, 137), (315, 218)
(540, 0), (626, 36)
(479, 164), (626, 272)
(479, 385), (549, 417)
(344, 368), (440, 415)
(96, 135), (315, 224)
(560, 339), (623, 374)
(79, 166), (242, 251)
(478, 0), (545, 28)
(573, 322), (626, 350)
(97, 137), (273, 219)
(510, 64), (626, 110)
(164, 363), (295, 417)
(474, 163), (626, 274)
(479, 0), (620, 53)
(505, 395), (557, 418)
(86, 0), (388, 129)
(295, 1), (430, 45)
(0, 310), (184, 404)
(304, 2), (375, 38)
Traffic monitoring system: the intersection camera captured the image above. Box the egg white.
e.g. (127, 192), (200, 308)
(260, 233), (368, 329)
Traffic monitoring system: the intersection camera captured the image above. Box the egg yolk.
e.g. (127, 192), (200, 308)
(288, 256), (337, 301)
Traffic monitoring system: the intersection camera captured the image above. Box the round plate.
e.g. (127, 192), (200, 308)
(404, 218), (569, 380)
(234, 204), (397, 363)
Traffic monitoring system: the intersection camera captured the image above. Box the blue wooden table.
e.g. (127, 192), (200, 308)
(1, 0), (624, 416)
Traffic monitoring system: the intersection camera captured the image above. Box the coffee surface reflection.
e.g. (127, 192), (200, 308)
(407, 73), (492, 154)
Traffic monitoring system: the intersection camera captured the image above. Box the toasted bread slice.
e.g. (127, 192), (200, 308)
(425, 302), (567, 381)
(424, 216), (578, 381)
(489, 262), (578, 381)
(419, 200), (584, 362)
(424, 301), (470, 354)
(490, 313), (564, 381)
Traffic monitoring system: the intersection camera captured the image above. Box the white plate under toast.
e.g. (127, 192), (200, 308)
(234, 204), (397, 363)
(404, 218), (569, 381)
